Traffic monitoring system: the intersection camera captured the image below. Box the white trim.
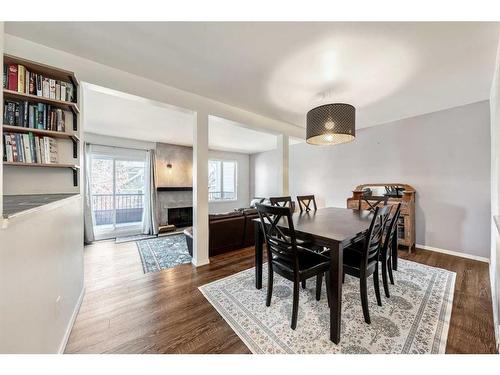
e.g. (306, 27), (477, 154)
(416, 243), (490, 263)
(58, 287), (85, 354)
(192, 258), (210, 267)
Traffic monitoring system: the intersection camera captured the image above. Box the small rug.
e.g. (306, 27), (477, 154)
(116, 234), (157, 244)
(136, 234), (192, 273)
(199, 259), (455, 354)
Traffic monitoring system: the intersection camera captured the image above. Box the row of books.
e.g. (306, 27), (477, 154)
(4, 100), (66, 132)
(3, 63), (75, 103)
(3, 132), (58, 164)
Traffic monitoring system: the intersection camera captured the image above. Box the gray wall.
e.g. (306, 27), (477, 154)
(251, 101), (491, 258)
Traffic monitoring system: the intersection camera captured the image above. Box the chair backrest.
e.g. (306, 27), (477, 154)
(363, 205), (392, 265)
(358, 195), (389, 212)
(296, 195), (317, 213)
(270, 196), (293, 208)
(382, 203), (401, 256)
(255, 203), (299, 272)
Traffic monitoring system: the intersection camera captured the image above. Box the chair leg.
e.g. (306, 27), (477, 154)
(266, 264), (274, 307)
(387, 257), (395, 285)
(373, 265), (382, 307)
(301, 280), (306, 289)
(381, 258), (390, 298)
(360, 276), (371, 324)
(315, 274), (322, 301)
(291, 279), (300, 330)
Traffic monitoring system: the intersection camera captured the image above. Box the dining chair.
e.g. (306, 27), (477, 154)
(255, 203), (330, 330)
(272, 195), (321, 287)
(296, 195), (317, 213)
(342, 205), (391, 324)
(270, 196), (293, 210)
(358, 195), (389, 212)
(379, 203), (401, 298)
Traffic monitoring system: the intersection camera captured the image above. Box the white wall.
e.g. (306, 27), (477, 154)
(250, 148), (282, 198)
(489, 35), (500, 347)
(250, 101), (491, 259)
(85, 132), (155, 150)
(0, 196), (84, 353)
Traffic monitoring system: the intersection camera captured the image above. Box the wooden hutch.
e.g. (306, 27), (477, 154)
(347, 183), (416, 251)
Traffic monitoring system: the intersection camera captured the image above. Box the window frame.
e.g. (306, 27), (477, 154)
(208, 159), (238, 203)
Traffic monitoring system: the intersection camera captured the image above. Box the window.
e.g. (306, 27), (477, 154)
(208, 160), (237, 201)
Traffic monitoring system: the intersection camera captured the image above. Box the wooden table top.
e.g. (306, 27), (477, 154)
(254, 207), (373, 244)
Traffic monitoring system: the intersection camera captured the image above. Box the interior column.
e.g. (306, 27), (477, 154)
(192, 111), (210, 266)
(277, 134), (290, 195)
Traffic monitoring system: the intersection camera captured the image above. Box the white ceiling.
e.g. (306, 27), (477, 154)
(6, 22), (500, 129)
(83, 85), (300, 153)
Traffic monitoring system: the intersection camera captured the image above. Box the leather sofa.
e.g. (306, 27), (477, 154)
(184, 208), (259, 257)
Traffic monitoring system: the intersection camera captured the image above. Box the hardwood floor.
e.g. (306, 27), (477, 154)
(65, 240), (497, 354)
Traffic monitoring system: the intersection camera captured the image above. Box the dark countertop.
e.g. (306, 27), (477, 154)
(3, 193), (79, 218)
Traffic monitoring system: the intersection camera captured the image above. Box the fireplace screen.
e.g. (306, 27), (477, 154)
(167, 207), (193, 228)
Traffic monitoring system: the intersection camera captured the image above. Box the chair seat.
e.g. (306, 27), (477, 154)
(272, 246), (330, 280)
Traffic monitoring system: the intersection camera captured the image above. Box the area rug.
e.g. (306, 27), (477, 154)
(116, 234), (157, 244)
(199, 259), (456, 354)
(136, 234), (192, 273)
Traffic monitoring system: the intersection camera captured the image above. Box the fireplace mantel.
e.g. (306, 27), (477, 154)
(156, 186), (193, 192)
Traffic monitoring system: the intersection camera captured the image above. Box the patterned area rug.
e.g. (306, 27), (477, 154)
(199, 259), (456, 354)
(136, 234), (192, 273)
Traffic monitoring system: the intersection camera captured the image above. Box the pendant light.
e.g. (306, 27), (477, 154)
(306, 103), (355, 145)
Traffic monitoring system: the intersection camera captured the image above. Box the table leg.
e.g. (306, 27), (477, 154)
(329, 241), (343, 344)
(392, 234), (398, 271)
(254, 221), (263, 289)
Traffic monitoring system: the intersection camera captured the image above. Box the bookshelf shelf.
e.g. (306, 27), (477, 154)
(3, 89), (80, 114)
(4, 162), (80, 170)
(2, 124), (79, 140)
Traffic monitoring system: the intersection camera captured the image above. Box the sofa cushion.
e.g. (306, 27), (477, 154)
(209, 211), (243, 221)
(250, 197), (265, 208)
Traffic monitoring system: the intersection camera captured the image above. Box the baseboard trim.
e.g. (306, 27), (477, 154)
(415, 243), (490, 263)
(58, 287), (85, 354)
(192, 258), (210, 267)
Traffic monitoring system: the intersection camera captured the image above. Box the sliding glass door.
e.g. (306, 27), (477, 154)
(89, 145), (147, 240)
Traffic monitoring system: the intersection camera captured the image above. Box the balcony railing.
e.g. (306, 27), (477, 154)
(92, 193), (144, 226)
(208, 191), (236, 201)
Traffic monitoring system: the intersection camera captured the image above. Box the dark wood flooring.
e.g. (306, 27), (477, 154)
(65, 241), (497, 354)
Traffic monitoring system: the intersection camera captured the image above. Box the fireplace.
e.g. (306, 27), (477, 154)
(167, 206), (193, 228)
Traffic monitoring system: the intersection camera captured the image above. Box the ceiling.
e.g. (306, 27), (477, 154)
(83, 85), (300, 153)
(6, 22), (500, 129)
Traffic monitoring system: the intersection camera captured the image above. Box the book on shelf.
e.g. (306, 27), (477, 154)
(3, 99), (67, 132)
(3, 132), (58, 164)
(7, 64), (17, 91)
(3, 63), (75, 103)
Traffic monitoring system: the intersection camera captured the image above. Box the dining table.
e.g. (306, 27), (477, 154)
(253, 206), (376, 344)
